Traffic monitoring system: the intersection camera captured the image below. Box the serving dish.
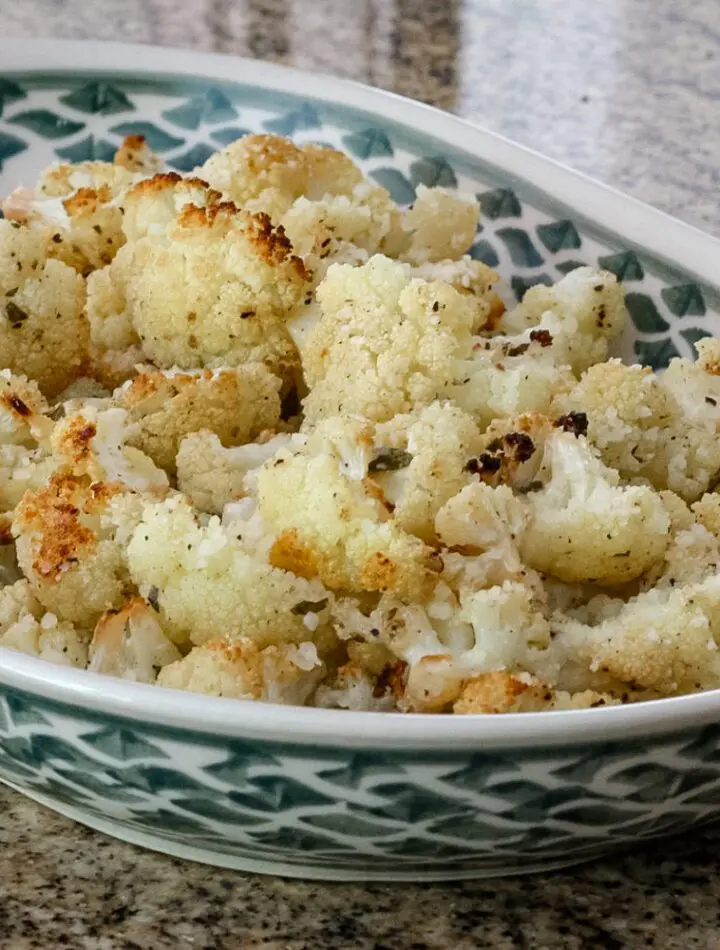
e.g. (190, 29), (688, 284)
(0, 38), (719, 881)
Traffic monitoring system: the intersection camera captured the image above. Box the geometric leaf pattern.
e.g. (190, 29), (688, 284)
(0, 688), (717, 878)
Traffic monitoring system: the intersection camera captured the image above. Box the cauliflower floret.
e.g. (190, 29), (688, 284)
(552, 360), (678, 477)
(87, 203), (307, 386)
(520, 431), (669, 585)
(199, 134), (363, 220)
(436, 481), (533, 593)
(369, 402), (483, 542)
(499, 266), (626, 374)
(281, 182), (400, 278)
(410, 257), (500, 330)
(302, 255), (476, 425)
(348, 580), (551, 711)
(116, 364), (281, 474)
(119, 172), (221, 243)
(0, 603), (90, 669)
(466, 412), (553, 489)
(12, 474), (139, 627)
(157, 635), (325, 704)
(453, 672), (618, 714)
(89, 596), (182, 682)
(177, 431), (291, 514)
(389, 186), (480, 265)
(257, 418), (439, 600)
(0, 444), (56, 514)
(692, 492), (720, 538)
(112, 134), (163, 174)
(0, 370), (53, 447)
(0, 220), (88, 397)
(552, 574), (720, 694)
(126, 494), (333, 649)
(52, 406), (169, 494)
(0, 578), (40, 634)
(25, 144), (158, 275)
(450, 330), (576, 428)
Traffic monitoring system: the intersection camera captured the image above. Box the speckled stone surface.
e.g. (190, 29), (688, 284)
(2, 1), (720, 946)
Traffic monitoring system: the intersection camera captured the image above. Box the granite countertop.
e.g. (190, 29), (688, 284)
(2, 0), (720, 946)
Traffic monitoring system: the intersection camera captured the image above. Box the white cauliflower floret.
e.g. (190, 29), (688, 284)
(0, 444), (56, 514)
(157, 635), (325, 704)
(0, 579), (40, 634)
(126, 494), (333, 649)
(390, 185), (480, 265)
(52, 405), (169, 494)
(177, 431), (291, 514)
(116, 364), (281, 474)
(369, 402), (483, 542)
(552, 574), (720, 694)
(89, 597), (182, 682)
(520, 431), (669, 585)
(1, 604), (90, 669)
(552, 360), (677, 477)
(199, 134), (363, 220)
(87, 203), (307, 387)
(0, 220), (88, 397)
(12, 474), (139, 627)
(450, 330), (576, 428)
(257, 417), (439, 600)
(410, 257), (501, 330)
(302, 255), (476, 424)
(281, 182), (400, 280)
(436, 481), (533, 593)
(555, 357), (720, 502)
(499, 266), (626, 374)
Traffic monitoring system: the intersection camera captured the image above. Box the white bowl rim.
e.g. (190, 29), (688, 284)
(0, 38), (719, 750)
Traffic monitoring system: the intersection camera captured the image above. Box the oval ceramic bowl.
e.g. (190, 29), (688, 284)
(1, 38), (720, 882)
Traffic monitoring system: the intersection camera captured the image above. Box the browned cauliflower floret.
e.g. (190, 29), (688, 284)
(466, 412), (553, 490)
(369, 402), (483, 542)
(498, 266), (626, 374)
(0, 220), (88, 397)
(87, 203), (308, 387)
(257, 418), (439, 600)
(116, 364), (281, 474)
(51, 405), (169, 494)
(112, 134), (162, 174)
(126, 493), (334, 649)
(452, 671), (618, 714)
(519, 430), (670, 585)
(302, 255), (476, 425)
(199, 134), (363, 220)
(119, 172), (221, 243)
(89, 596), (181, 682)
(12, 474), (139, 627)
(157, 635), (326, 704)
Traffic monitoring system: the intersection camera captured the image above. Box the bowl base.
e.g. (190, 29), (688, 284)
(3, 778), (614, 882)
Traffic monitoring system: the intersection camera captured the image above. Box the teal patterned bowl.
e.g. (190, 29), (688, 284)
(1, 39), (720, 881)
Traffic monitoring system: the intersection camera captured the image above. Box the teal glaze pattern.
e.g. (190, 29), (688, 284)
(0, 73), (715, 367)
(0, 686), (719, 876)
(1, 70), (720, 878)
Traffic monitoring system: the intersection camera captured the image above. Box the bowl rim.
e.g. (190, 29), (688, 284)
(0, 646), (719, 749)
(1, 38), (719, 750)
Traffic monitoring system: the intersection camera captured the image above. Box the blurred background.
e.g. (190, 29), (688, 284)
(2, 0), (720, 236)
